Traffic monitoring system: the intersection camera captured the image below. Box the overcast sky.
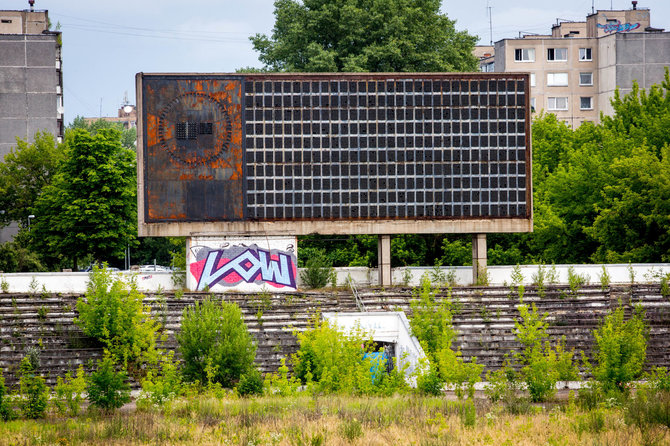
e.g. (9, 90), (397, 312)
(4, 0), (669, 123)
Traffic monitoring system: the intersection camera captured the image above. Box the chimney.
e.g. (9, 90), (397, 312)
(632, 1), (638, 10)
(28, 0), (35, 11)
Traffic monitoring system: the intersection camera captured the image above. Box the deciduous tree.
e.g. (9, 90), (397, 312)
(251, 0), (478, 73)
(30, 129), (137, 270)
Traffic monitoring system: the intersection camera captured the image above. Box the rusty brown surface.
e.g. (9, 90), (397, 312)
(142, 76), (244, 222)
(138, 73), (532, 234)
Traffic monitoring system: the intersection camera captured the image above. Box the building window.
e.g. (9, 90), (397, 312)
(580, 97), (593, 110)
(579, 48), (592, 61)
(481, 62), (495, 72)
(548, 97), (568, 110)
(530, 73), (536, 87)
(1, 19), (13, 23)
(579, 72), (593, 86)
(514, 48), (535, 62)
(547, 48), (568, 61)
(547, 72), (569, 86)
(530, 97), (536, 111)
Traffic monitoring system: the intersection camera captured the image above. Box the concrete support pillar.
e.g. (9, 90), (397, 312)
(472, 234), (487, 284)
(378, 234), (392, 287)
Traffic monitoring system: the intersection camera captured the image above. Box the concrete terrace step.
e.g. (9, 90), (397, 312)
(0, 283), (668, 387)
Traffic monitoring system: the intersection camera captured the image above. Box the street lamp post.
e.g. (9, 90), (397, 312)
(27, 214), (35, 231)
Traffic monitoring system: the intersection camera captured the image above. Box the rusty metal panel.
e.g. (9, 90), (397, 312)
(142, 75), (244, 222)
(138, 73), (532, 236)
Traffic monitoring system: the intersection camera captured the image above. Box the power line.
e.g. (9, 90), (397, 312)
(59, 23), (251, 43)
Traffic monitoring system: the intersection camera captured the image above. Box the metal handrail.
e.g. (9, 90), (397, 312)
(347, 275), (366, 312)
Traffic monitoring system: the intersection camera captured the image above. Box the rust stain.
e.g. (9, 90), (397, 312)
(198, 174), (214, 180)
(179, 174), (194, 180)
(146, 114), (158, 146)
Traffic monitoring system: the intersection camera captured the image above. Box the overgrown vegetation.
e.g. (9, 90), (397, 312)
(409, 275), (483, 399)
(299, 249), (335, 289)
(75, 266), (158, 370)
(591, 303), (648, 394)
(177, 298), (256, 388)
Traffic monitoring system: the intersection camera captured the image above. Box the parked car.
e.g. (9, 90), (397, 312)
(138, 265), (171, 272)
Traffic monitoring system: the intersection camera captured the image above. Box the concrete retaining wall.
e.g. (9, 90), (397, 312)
(1, 263), (668, 293)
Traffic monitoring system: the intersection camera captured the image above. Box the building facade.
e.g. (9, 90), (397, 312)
(0, 8), (63, 242)
(0, 8), (63, 159)
(480, 3), (669, 126)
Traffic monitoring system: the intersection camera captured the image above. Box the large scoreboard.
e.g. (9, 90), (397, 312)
(137, 73), (532, 237)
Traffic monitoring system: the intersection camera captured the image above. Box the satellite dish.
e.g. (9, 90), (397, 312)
(123, 105), (133, 114)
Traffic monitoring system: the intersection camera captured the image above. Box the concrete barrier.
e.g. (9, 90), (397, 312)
(0, 263), (668, 293)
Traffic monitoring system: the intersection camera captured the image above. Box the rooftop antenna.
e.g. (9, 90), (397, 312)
(592, 0), (595, 14)
(487, 1), (493, 45)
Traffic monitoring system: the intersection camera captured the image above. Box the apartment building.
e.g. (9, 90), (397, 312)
(0, 6), (63, 242)
(0, 7), (63, 159)
(480, 2), (669, 126)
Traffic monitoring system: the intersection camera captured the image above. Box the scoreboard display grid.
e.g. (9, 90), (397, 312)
(242, 77), (528, 221)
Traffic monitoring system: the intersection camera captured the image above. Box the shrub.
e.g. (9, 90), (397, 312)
(416, 365), (443, 396)
(299, 249), (335, 289)
(0, 368), (13, 421)
(87, 355), (131, 411)
(567, 266), (588, 295)
(624, 387), (670, 444)
(339, 418), (363, 442)
(514, 303), (579, 402)
(291, 319), (406, 395)
(647, 367), (670, 392)
(53, 365), (87, 417)
(178, 298), (256, 388)
(237, 368), (264, 397)
(138, 351), (184, 407)
(76, 265), (158, 368)
(18, 355), (49, 419)
(409, 275), (481, 399)
(592, 304), (647, 393)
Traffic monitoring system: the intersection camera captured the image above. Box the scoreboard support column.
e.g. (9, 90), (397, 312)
(378, 235), (392, 287)
(472, 234), (487, 284)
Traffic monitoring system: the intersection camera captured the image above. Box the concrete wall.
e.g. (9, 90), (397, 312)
(1, 263), (668, 293)
(0, 33), (60, 159)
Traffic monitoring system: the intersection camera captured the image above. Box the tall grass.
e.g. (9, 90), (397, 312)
(0, 394), (661, 445)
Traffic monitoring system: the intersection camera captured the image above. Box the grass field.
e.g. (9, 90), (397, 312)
(1, 393), (665, 446)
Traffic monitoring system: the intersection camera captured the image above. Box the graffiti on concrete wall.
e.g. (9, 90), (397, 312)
(597, 20), (640, 34)
(187, 237), (297, 292)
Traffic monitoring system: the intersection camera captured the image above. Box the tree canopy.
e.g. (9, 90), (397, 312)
(250, 0), (479, 73)
(0, 132), (65, 229)
(30, 129), (138, 270)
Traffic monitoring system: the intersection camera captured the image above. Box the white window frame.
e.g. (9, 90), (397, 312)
(547, 72), (569, 86)
(514, 48), (535, 62)
(548, 97), (568, 110)
(579, 72), (593, 86)
(530, 97), (536, 110)
(547, 48), (568, 61)
(580, 96), (593, 110)
(530, 73), (536, 87)
(579, 48), (592, 61)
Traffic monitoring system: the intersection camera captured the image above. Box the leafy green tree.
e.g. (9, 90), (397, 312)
(588, 146), (670, 262)
(30, 129), (137, 270)
(0, 131), (65, 228)
(69, 116), (137, 150)
(602, 70), (670, 156)
(251, 0), (478, 73)
(0, 240), (45, 273)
